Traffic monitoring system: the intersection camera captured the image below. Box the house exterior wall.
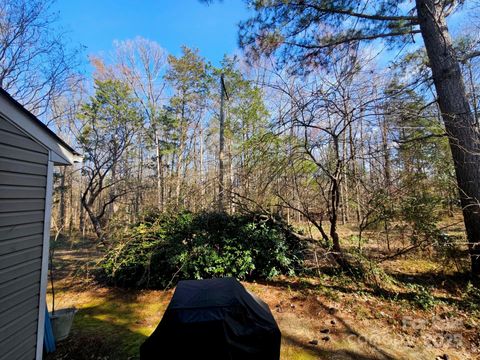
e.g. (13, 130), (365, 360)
(0, 115), (49, 360)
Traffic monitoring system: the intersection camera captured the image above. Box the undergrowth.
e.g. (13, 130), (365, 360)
(99, 211), (306, 288)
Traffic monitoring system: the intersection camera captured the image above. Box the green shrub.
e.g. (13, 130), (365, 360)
(407, 284), (438, 310)
(462, 282), (480, 313)
(99, 211), (305, 288)
(400, 193), (442, 244)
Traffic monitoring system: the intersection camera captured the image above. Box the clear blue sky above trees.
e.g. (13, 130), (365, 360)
(53, 0), (251, 70)
(54, 0), (469, 74)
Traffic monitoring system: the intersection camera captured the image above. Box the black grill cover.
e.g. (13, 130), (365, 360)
(140, 277), (281, 360)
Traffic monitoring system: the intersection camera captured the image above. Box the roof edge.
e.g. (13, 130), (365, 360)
(0, 88), (82, 164)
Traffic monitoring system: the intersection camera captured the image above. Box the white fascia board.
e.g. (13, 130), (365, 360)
(0, 95), (79, 165)
(49, 146), (82, 165)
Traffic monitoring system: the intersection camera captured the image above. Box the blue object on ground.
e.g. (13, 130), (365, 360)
(44, 307), (56, 353)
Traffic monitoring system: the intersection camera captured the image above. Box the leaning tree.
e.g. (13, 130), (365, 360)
(78, 79), (142, 241)
(237, 0), (480, 276)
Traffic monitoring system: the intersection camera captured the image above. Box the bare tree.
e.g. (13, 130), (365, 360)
(0, 0), (79, 117)
(257, 47), (383, 270)
(237, 0), (480, 276)
(113, 37), (168, 211)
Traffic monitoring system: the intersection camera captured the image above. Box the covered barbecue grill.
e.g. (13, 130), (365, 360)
(140, 277), (281, 360)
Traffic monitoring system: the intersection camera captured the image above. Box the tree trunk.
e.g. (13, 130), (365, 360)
(229, 139), (235, 214)
(175, 104), (186, 209)
(467, 61), (478, 127)
(155, 129), (164, 212)
(68, 170), (74, 234)
(82, 200), (103, 241)
(200, 126), (205, 209)
(135, 139), (144, 221)
(91, 212), (102, 240)
(417, 0), (480, 276)
(380, 115), (392, 190)
(348, 121), (362, 224)
(58, 166), (66, 229)
(341, 123), (349, 224)
(218, 74), (226, 212)
(330, 135), (350, 271)
(79, 176), (85, 236)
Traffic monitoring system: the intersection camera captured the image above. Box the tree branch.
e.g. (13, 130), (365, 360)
(283, 29), (421, 50)
(296, 3), (418, 22)
(459, 50), (480, 64)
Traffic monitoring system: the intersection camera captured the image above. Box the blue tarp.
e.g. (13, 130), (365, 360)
(44, 307), (56, 353)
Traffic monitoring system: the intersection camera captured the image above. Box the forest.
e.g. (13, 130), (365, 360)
(2, 0), (480, 359)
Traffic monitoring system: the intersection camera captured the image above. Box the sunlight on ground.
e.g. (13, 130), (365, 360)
(48, 280), (462, 360)
(46, 233), (478, 360)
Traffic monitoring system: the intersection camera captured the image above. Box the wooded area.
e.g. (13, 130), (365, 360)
(4, 0), (480, 358)
(18, 0), (476, 276)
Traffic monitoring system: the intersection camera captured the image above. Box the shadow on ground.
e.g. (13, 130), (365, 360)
(45, 305), (148, 360)
(257, 275), (476, 310)
(45, 287), (170, 360)
(283, 334), (396, 360)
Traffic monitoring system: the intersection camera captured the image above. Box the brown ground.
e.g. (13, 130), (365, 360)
(45, 231), (480, 360)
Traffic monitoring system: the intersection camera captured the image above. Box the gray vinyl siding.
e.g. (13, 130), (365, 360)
(0, 115), (48, 360)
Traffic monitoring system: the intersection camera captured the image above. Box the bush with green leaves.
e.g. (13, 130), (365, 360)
(407, 284), (438, 310)
(462, 282), (480, 313)
(400, 193), (443, 245)
(99, 211), (305, 288)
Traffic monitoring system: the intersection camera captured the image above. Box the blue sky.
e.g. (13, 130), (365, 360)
(53, 0), (251, 70)
(53, 0), (471, 75)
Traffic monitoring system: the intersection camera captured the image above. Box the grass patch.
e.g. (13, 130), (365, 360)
(47, 231), (479, 360)
(47, 289), (170, 360)
(281, 344), (320, 360)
